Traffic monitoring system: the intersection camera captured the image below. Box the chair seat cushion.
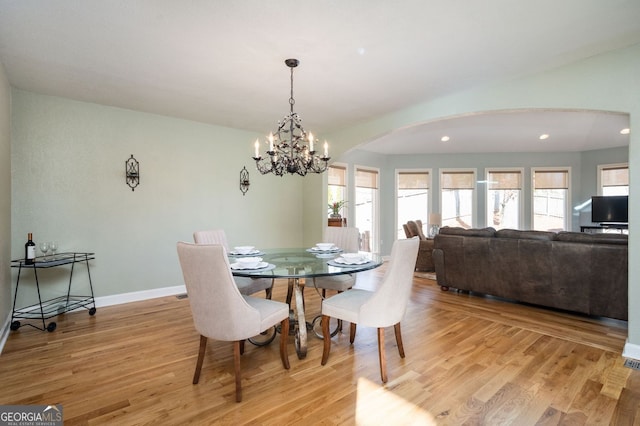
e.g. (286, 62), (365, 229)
(244, 296), (289, 333)
(321, 288), (374, 324)
(313, 274), (356, 292)
(235, 277), (272, 295)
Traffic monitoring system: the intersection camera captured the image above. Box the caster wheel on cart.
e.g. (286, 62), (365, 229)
(10, 321), (20, 331)
(89, 307), (97, 316)
(248, 326), (277, 346)
(47, 322), (57, 332)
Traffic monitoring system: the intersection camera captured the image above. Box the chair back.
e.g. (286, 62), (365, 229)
(176, 242), (261, 340)
(193, 229), (230, 249)
(324, 227), (360, 252)
(359, 237), (419, 327)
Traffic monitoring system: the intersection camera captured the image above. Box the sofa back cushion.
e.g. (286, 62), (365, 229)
(439, 226), (496, 238)
(495, 229), (556, 241)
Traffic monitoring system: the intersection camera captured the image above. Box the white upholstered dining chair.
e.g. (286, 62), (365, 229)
(312, 227), (361, 294)
(193, 229), (274, 298)
(176, 242), (290, 402)
(320, 237), (419, 383)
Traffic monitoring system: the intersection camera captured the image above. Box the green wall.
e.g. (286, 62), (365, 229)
(9, 90), (304, 307)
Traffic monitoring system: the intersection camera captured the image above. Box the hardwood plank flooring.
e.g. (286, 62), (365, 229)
(1, 265), (639, 425)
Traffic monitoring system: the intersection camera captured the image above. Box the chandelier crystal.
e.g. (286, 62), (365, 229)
(252, 58), (330, 176)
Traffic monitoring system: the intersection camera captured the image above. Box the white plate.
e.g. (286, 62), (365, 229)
(334, 257), (370, 265)
(230, 261), (269, 270)
(229, 250), (262, 256)
(307, 247), (342, 253)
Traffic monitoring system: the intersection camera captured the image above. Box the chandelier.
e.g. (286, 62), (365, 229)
(252, 58), (330, 176)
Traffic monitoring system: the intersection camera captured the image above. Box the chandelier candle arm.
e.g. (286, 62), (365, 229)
(252, 58), (330, 177)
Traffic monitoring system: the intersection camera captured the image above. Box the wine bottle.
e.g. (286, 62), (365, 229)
(25, 233), (36, 265)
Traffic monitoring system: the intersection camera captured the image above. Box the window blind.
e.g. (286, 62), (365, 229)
(398, 172), (429, 190)
(601, 166), (629, 187)
(488, 171), (522, 190)
(328, 165), (346, 186)
(356, 169), (378, 189)
(441, 171), (474, 189)
(534, 170), (568, 189)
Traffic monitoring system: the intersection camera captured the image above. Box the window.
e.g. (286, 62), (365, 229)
(440, 169), (476, 229)
(355, 167), (379, 253)
(396, 170), (430, 239)
(532, 168), (570, 231)
(486, 168), (523, 230)
(598, 163), (629, 196)
(328, 164), (347, 217)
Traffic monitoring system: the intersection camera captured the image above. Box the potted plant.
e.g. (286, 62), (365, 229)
(328, 200), (347, 218)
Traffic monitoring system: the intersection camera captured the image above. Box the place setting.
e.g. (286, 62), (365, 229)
(327, 252), (372, 267)
(307, 242), (343, 254)
(229, 256), (275, 272)
(228, 245), (265, 256)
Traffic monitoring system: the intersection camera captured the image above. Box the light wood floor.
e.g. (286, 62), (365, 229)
(1, 266), (639, 425)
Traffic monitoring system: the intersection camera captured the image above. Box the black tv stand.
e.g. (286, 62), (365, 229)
(580, 223), (628, 233)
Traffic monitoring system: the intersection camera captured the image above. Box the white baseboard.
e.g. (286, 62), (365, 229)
(1, 284), (187, 354)
(623, 339), (640, 360)
(94, 285), (187, 308)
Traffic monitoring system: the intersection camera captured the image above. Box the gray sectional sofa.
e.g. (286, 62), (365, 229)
(432, 227), (628, 320)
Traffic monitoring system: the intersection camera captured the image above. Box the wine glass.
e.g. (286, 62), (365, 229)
(39, 241), (50, 261)
(49, 241), (58, 260)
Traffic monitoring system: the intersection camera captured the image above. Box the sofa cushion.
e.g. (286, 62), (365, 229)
(439, 226), (496, 238)
(556, 231), (628, 245)
(496, 229), (556, 241)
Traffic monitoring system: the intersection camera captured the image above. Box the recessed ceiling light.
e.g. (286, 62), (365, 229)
(539, 134), (549, 140)
(357, 47), (366, 55)
(441, 136), (450, 142)
(620, 128), (630, 135)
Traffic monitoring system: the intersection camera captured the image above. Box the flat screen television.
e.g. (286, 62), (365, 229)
(591, 195), (628, 224)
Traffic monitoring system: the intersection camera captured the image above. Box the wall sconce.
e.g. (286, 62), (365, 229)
(125, 155), (139, 191)
(240, 166), (250, 196)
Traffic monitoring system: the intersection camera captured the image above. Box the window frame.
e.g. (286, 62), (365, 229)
(484, 167), (524, 229)
(597, 162), (629, 196)
(354, 165), (380, 253)
(395, 168), (432, 240)
(439, 168), (477, 229)
(531, 166), (571, 231)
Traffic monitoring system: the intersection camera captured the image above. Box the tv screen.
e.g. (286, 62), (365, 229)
(591, 195), (628, 223)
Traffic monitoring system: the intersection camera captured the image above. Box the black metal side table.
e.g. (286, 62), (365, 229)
(10, 252), (97, 332)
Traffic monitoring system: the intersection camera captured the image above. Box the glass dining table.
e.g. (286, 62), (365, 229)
(229, 247), (382, 359)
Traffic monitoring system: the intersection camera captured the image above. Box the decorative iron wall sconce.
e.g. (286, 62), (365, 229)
(240, 166), (250, 196)
(125, 155), (139, 191)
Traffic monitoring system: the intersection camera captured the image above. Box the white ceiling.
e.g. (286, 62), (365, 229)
(0, 1), (638, 153)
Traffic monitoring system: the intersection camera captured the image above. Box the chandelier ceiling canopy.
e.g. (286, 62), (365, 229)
(252, 59), (330, 177)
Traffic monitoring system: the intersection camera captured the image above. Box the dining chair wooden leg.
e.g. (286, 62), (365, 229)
(350, 323), (357, 344)
(239, 340), (245, 355)
(233, 340), (242, 402)
(378, 328), (388, 383)
(394, 322), (405, 358)
(193, 335), (207, 384)
(280, 318), (290, 370)
(286, 278), (294, 306)
(263, 278), (274, 300)
(321, 315), (331, 365)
